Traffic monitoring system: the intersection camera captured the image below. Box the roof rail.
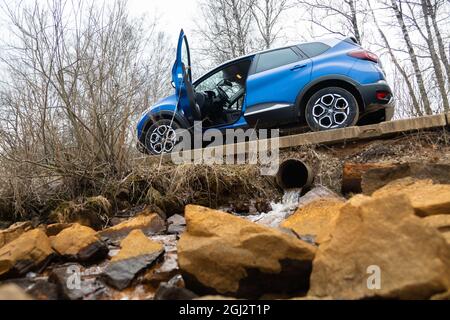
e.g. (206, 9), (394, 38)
(345, 36), (359, 45)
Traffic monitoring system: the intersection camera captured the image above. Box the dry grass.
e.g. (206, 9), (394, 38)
(0, 160), (282, 223)
(48, 196), (113, 230)
(123, 163), (281, 215)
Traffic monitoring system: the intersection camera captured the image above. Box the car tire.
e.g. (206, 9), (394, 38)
(144, 119), (183, 155)
(305, 87), (359, 131)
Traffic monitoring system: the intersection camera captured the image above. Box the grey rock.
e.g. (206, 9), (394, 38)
(167, 214), (186, 234)
(76, 240), (109, 262)
(49, 264), (105, 300)
(102, 251), (163, 290)
(297, 186), (343, 208)
(154, 275), (197, 300)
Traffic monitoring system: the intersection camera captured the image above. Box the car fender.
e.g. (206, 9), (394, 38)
(294, 74), (364, 117)
(137, 107), (190, 143)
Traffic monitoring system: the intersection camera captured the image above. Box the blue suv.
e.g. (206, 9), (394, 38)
(137, 30), (394, 154)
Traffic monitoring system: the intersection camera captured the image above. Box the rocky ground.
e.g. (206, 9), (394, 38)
(0, 131), (450, 300)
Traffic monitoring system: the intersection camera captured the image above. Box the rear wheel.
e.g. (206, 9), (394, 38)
(305, 87), (359, 131)
(144, 119), (181, 155)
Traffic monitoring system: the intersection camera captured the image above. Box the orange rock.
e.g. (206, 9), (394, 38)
(99, 213), (166, 241)
(0, 221), (33, 248)
(361, 162), (450, 195)
(178, 205), (316, 298)
(0, 229), (54, 278)
(309, 194), (450, 299)
(102, 230), (164, 290)
(372, 178), (450, 216)
(50, 224), (107, 262)
(421, 215), (450, 245)
(0, 284), (33, 300)
(281, 198), (344, 244)
(112, 230), (163, 262)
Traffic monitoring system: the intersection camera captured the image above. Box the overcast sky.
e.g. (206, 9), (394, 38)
(128, 0), (198, 39)
(126, 0), (311, 50)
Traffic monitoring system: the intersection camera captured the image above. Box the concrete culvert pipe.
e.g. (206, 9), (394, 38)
(276, 159), (314, 190)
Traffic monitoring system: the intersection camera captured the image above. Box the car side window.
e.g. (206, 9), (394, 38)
(196, 70), (243, 98)
(297, 42), (331, 58)
(255, 48), (300, 73)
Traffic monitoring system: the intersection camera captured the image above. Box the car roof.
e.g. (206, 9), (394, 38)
(221, 36), (351, 63)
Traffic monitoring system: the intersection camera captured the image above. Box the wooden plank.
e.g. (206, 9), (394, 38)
(137, 114), (448, 164)
(376, 114), (447, 133)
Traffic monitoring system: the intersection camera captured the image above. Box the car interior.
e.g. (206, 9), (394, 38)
(194, 59), (252, 127)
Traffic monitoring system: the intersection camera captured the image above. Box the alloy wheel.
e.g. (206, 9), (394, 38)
(147, 124), (177, 154)
(311, 93), (350, 129)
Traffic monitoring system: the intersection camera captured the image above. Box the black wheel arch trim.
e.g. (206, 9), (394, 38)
(139, 110), (190, 144)
(295, 75), (365, 119)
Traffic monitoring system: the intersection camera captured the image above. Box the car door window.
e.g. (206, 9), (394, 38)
(255, 48), (300, 73)
(195, 70), (226, 93)
(195, 60), (251, 102)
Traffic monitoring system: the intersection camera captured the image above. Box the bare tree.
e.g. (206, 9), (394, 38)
(196, 0), (256, 64)
(367, 1), (423, 116)
(251, 0), (292, 49)
(420, 0), (449, 111)
(402, 0), (449, 112)
(145, 31), (175, 106)
(0, 0), (171, 216)
(426, 0), (450, 93)
(387, 0), (433, 114)
(296, 0), (365, 44)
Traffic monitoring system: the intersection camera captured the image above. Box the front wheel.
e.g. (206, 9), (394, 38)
(144, 119), (182, 155)
(305, 87), (359, 131)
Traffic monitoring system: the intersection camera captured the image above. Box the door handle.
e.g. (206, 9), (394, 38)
(290, 64), (307, 71)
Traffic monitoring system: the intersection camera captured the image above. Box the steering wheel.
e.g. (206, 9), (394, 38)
(216, 84), (230, 104)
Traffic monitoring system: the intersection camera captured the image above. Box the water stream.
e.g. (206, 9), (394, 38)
(244, 189), (302, 228)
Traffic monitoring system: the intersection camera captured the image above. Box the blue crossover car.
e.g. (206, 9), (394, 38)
(137, 30), (394, 154)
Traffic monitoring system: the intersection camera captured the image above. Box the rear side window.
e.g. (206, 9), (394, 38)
(256, 48), (299, 73)
(297, 42), (331, 58)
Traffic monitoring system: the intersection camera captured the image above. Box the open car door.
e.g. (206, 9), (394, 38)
(171, 29), (201, 124)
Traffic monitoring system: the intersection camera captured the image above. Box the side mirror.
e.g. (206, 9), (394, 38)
(171, 81), (175, 88)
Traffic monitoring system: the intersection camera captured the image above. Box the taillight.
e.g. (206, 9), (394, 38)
(376, 91), (391, 101)
(348, 50), (379, 63)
